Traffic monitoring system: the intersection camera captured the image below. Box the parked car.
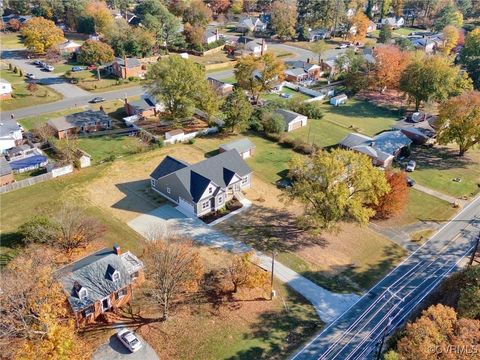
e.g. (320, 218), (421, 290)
(406, 160), (416, 172)
(33, 60), (42, 66)
(116, 329), (142, 353)
(26, 73), (36, 80)
(89, 97), (105, 103)
(38, 61), (46, 68)
(280, 93), (291, 99)
(407, 177), (416, 187)
(71, 66), (84, 72)
(44, 65), (54, 72)
(276, 178), (293, 189)
(87, 65), (97, 71)
(337, 43), (349, 49)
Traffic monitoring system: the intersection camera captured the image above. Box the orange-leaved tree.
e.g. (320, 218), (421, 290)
(347, 11), (370, 43)
(373, 170), (409, 219)
(372, 44), (411, 92)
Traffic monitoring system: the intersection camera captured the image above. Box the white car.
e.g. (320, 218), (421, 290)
(44, 65), (54, 72)
(116, 329), (142, 353)
(406, 160), (416, 172)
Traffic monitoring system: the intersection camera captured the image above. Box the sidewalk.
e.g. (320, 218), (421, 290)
(413, 183), (466, 206)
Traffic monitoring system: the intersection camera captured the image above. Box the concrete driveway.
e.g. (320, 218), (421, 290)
(1, 49), (90, 98)
(93, 334), (159, 360)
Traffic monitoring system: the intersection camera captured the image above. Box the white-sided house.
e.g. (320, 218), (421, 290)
(275, 109), (308, 132)
(0, 120), (22, 153)
(0, 79), (12, 100)
(219, 138), (256, 159)
(165, 129), (185, 143)
(381, 17), (405, 29)
(150, 150), (252, 217)
(58, 40), (81, 55)
(204, 27), (220, 44)
(330, 94), (348, 106)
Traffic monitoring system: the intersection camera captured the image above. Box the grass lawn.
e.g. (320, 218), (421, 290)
(408, 145), (480, 199)
(18, 108), (81, 130)
(193, 133), (296, 184)
(68, 70), (142, 92)
(284, 40), (336, 53)
(320, 99), (400, 136)
(261, 87), (310, 102)
(286, 118), (352, 148)
(0, 65), (63, 111)
(190, 51), (232, 65)
(216, 75), (237, 84)
(77, 136), (142, 163)
(0, 33), (25, 49)
(13, 168), (47, 181)
(53, 61), (82, 74)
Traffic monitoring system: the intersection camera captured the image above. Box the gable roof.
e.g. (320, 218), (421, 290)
(339, 133), (373, 148)
(275, 109), (303, 125)
(219, 138), (256, 154)
(150, 155), (189, 179)
(55, 248), (144, 312)
(0, 156), (12, 177)
(372, 130), (412, 155)
(0, 119), (20, 137)
(115, 57), (142, 68)
(285, 60), (320, 72)
(285, 68), (308, 77)
(48, 110), (112, 131)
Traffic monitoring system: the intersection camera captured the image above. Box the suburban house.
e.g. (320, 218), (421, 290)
(330, 94), (348, 106)
(307, 28), (331, 41)
(56, 245), (145, 326)
(275, 109), (308, 132)
(207, 77), (234, 96)
(367, 21), (377, 33)
(219, 138), (256, 159)
(233, 36), (268, 57)
(339, 131), (412, 167)
(58, 39), (81, 55)
(203, 27), (221, 44)
(236, 17), (267, 33)
(111, 9), (138, 24)
(284, 60), (321, 83)
(124, 94), (163, 118)
(6, 145), (48, 174)
(0, 79), (12, 100)
(393, 116), (437, 145)
(107, 57), (145, 79)
(380, 16), (405, 29)
(47, 110), (112, 139)
(0, 156), (13, 186)
(0, 120), (22, 153)
(150, 150), (252, 217)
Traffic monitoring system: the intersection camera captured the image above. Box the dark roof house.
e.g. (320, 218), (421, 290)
(47, 110), (112, 138)
(219, 138), (256, 159)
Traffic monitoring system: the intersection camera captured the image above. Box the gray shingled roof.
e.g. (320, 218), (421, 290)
(373, 130), (412, 155)
(55, 248), (144, 312)
(0, 156), (12, 177)
(275, 109), (303, 126)
(150, 156), (189, 179)
(0, 120), (20, 138)
(339, 133), (373, 148)
(48, 110), (112, 131)
(115, 57), (142, 68)
(219, 138), (255, 155)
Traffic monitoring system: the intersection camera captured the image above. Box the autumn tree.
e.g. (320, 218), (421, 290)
(226, 251), (270, 293)
(392, 0), (404, 16)
(183, 0), (212, 26)
(400, 54), (473, 110)
(21, 17), (64, 54)
(311, 40), (329, 63)
(347, 11), (370, 43)
(85, 0), (114, 34)
(45, 46), (62, 64)
(231, 0), (244, 13)
(222, 89), (254, 133)
(271, 0), (297, 39)
(26, 81), (39, 96)
(146, 56), (214, 123)
(460, 28), (480, 89)
(78, 40), (114, 80)
(8, 18), (22, 31)
(235, 52), (285, 103)
(441, 25), (459, 54)
(297, 0), (345, 29)
(184, 22), (205, 48)
(456, 265), (480, 319)
(209, 0), (231, 15)
(436, 90), (480, 156)
(145, 238), (204, 320)
(434, 2), (463, 31)
(373, 171), (408, 219)
(392, 304), (480, 360)
(378, 25), (392, 44)
(287, 149), (390, 231)
(372, 45), (411, 91)
(0, 246), (90, 360)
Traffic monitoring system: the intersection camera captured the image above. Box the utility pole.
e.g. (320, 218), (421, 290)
(469, 234), (480, 266)
(376, 317), (393, 360)
(270, 251), (276, 300)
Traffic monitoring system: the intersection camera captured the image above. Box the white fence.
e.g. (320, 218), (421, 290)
(164, 127), (219, 144)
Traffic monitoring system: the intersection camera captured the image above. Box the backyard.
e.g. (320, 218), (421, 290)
(77, 136), (144, 163)
(0, 62), (63, 111)
(0, 33), (25, 49)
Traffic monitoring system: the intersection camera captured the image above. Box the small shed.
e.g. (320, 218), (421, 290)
(0, 156), (13, 186)
(275, 109), (308, 132)
(219, 138), (256, 159)
(76, 150), (92, 168)
(330, 94), (348, 106)
(165, 129), (185, 143)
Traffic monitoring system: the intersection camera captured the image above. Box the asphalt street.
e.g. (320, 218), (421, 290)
(291, 196), (480, 360)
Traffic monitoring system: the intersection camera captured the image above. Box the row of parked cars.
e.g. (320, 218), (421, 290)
(32, 60), (54, 72)
(72, 65), (97, 72)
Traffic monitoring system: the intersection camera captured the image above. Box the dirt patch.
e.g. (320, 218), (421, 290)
(138, 116), (210, 136)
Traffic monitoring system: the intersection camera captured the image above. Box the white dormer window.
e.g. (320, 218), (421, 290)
(218, 196), (223, 204)
(242, 176), (248, 185)
(167, 187), (171, 194)
(209, 187), (213, 194)
(112, 271), (121, 282)
(78, 288), (88, 300)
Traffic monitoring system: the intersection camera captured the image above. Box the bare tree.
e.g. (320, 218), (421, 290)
(145, 237), (204, 320)
(53, 203), (105, 254)
(31, 123), (56, 142)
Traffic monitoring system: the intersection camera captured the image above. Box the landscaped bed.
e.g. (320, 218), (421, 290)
(200, 198), (243, 224)
(138, 115), (211, 136)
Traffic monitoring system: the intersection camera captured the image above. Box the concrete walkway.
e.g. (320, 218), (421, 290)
(413, 183), (465, 206)
(128, 204), (360, 323)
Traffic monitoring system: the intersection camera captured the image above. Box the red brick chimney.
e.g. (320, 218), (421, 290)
(113, 243), (121, 255)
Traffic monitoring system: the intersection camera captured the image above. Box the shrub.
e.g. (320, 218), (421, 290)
(128, 76), (135, 81)
(278, 136), (297, 148)
(19, 69), (23, 77)
(13, 66), (18, 73)
(188, 138), (195, 144)
(156, 138), (164, 148)
(294, 142), (316, 155)
(8, 63), (12, 70)
(265, 132), (281, 142)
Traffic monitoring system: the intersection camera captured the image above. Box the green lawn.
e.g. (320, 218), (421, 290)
(408, 146), (480, 199)
(0, 165), (145, 264)
(193, 133), (296, 184)
(77, 136), (141, 163)
(53, 61), (82, 74)
(67, 70), (142, 92)
(0, 65), (63, 111)
(320, 99), (400, 136)
(286, 118), (352, 148)
(19, 108), (81, 130)
(261, 87), (310, 102)
(0, 33), (25, 49)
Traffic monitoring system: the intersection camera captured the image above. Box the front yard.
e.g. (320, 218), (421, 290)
(0, 33), (25, 49)
(0, 63), (63, 111)
(65, 69), (142, 92)
(408, 145), (480, 199)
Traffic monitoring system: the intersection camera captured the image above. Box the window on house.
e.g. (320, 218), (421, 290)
(242, 176), (248, 185)
(150, 179), (156, 187)
(218, 196), (223, 204)
(202, 201), (210, 210)
(78, 288), (88, 300)
(167, 187), (171, 194)
(131, 271), (139, 280)
(115, 288), (128, 300)
(82, 305), (94, 317)
(209, 187), (213, 194)
(112, 271), (121, 282)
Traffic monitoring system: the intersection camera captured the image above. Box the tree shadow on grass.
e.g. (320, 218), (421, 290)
(216, 205), (327, 253)
(326, 100), (399, 120)
(410, 145), (476, 171)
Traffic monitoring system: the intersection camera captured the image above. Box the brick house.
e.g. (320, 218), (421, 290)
(124, 94), (163, 118)
(107, 57), (145, 79)
(56, 245), (145, 327)
(47, 110), (112, 139)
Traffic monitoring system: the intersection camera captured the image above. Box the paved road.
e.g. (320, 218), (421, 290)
(291, 196), (480, 360)
(128, 204), (360, 322)
(93, 333), (159, 360)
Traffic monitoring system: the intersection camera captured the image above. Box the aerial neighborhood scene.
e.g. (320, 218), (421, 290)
(1, 0), (480, 359)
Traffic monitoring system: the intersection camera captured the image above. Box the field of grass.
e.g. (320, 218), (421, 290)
(261, 87), (310, 102)
(286, 118), (352, 148)
(0, 33), (25, 49)
(320, 99), (399, 136)
(408, 146), (480, 199)
(77, 136), (141, 163)
(18, 108), (81, 130)
(67, 69), (142, 92)
(193, 133), (295, 184)
(284, 40), (336, 53)
(0, 65), (63, 111)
